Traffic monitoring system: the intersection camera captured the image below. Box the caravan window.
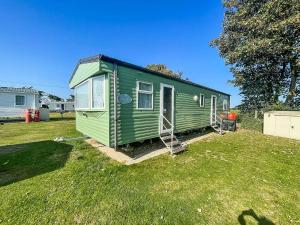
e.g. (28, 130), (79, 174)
(199, 94), (205, 107)
(75, 80), (89, 109)
(74, 75), (105, 110)
(15, 95), (25, 106)
(92, 76), (105, 109)
(137, 81), (153, 109)
(223, 99), (228, 111)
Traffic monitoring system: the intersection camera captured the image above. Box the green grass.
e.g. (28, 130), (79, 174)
(49, 111), (75, 119)
(0, 120), (299, 225)
(0, 120), (79, 146)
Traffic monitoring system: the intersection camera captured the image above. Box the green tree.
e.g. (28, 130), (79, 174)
(48, 94), (63, 102)
(211, 0), (300, 108)
(146, 64), (183, 78)
(66, 95), (75, 102)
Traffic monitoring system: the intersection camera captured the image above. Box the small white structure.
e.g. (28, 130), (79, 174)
(39, 108), (50, 121)
(0, 87), (39, 117)
(264, 111), (300, 140)
(48, 101), (75, 112)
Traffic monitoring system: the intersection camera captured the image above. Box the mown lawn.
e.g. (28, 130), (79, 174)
(0, 120), (299, 225)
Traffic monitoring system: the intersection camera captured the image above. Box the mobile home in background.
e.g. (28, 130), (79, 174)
(48, 101), (75, 112)
(0, 87), (39, 118)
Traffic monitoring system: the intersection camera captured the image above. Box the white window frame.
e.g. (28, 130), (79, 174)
(91, 75), (105, 110)
(223, 99), (228, 111)
(75, 79), (90, 110)
(75, 75), (106, 111)
(199, 93), (205, 107)
(15, 94), (26, 106)
(136, 81), (153, 110)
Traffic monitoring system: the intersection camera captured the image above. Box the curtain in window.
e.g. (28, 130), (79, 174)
(138, 93), (152, 108)
(75, 81), (89, 109)
(223, 99), (228, 110)
(200, 94), (205, 107)
(92, 77), (105, 109)
(139, 82), (152, 91)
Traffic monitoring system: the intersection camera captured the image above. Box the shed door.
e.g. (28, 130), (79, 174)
(290, 116), (300, 140)
(274, 115), (291, 139)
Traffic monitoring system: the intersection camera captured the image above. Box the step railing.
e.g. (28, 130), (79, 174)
(211, 113), (223, 134)
(159, 114), (175, 152)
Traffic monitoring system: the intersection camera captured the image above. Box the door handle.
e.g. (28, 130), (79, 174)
(291, 125), (294, 129)
(163, 109), (167, 112)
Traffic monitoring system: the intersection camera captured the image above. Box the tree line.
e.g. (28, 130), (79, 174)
(211, 0), (299, 111)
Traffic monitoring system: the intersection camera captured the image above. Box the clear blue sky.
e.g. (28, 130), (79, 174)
(0, 0), (241, 106)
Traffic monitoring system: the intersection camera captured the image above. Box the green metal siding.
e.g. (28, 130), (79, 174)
(70, 59), (229, 147)
(76, 111), (110, 145)
(73, 74), (111, 146)
(69, 62), (100, 88)
(101, 61), (230, 146)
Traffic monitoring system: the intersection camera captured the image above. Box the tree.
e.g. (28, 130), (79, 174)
(48, 94), (63, 102)
(66, 95), (75, 102)
(146, 64), (183, 78)
(211, 0), (300, 109)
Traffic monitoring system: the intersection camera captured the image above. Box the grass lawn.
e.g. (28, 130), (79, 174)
(0, 120), (299, 224)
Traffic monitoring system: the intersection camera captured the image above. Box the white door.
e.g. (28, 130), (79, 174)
(290, 116), (300, 140)
(274, 115), (291, 139)
(210, 95), (217, 124)
(160, 84), (174, 134)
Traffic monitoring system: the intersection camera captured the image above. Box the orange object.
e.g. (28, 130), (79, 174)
(34, 110), (40, 122)
(25, 109), (32, 123)
(228, 112), (238, 121)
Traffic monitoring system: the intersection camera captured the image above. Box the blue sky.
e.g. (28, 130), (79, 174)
(0, 0), (241, 106)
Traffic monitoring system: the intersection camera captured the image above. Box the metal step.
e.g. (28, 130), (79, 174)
(171, 145), (186, 154)
(165, 140), (181, 147)
(211, 124), (224, 135)
(212, 127), (225, 135)
(161, 135), (178, 141)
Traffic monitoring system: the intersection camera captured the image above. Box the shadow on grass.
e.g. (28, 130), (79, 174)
(0, 141), (73, 187)
(238, 209), (275, 225)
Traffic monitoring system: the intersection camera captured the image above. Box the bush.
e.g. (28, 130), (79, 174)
(239, 113), (263, 132)
(238, 103), (299, 132)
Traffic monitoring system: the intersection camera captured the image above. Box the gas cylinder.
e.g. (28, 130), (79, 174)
(25, 109), (32, 123)
(34, 110), (40, 122)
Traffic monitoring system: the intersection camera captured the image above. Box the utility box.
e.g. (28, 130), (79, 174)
(39, 108), (50, 121)
(264, 111), (300, 140)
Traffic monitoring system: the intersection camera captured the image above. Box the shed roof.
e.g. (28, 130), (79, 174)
(70, 54), (230, 96)
(265, 111), (300, 116)
(0, 87), (39, 94)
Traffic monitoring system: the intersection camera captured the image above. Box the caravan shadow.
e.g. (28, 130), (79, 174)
(0, 141), (72, 186)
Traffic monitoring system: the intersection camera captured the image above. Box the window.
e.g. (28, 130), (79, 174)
(75, 80), (89, 109)
(74, 75), (105, 110)
(199, 94), (205, 107)
(137, 81), (153, 109)
(223, 99), (228, 111)
(92, 76), (105, 109)
(15, 95), (25, 106)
